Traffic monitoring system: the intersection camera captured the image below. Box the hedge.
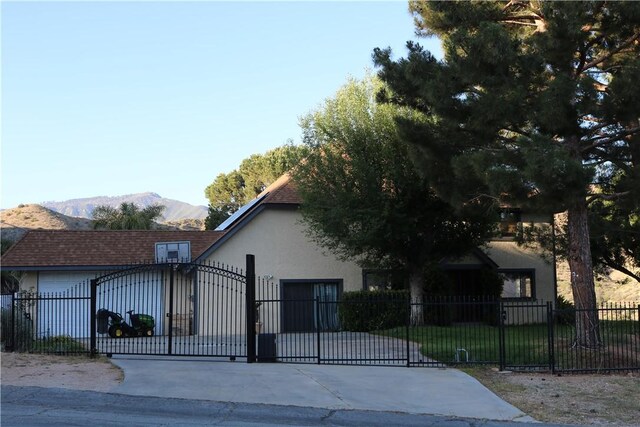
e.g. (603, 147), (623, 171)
(338, 289), (409, 332)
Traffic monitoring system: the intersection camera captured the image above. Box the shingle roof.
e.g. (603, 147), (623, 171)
(0, 230), (225, 269)
(259, 173), (301, 205)
(214, 173), (301, 232)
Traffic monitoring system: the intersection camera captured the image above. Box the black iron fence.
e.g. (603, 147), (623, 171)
(254, 293), (638, 373)
(1, 284), (91, 355)
(90, 261), (249, 358)
(2, 271), (638, 373)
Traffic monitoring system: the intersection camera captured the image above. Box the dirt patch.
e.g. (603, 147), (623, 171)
(466, 367), (640, 426)
(1, 352), (123, 392)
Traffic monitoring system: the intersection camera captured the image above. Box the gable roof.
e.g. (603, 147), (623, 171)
(1, 175), (301, 270)
(439, 248), (499, 270)
(198, 174), (301, 260)
(259, 173), (301, 205)
(1, 230), (225, 270)
(214, 173), (300, 232)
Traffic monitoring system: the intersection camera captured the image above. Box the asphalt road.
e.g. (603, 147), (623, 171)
(2, 385), (571, 427)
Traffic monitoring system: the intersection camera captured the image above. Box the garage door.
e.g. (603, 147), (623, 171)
(37, 272), (97, 338)
(38, 271), (165, 338)
(96, 272), (165, 336)
(282, 281), (340, 333)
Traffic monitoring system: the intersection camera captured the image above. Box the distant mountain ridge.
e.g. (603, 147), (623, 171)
(0, 204), (94, 242)
(41, 192), (208, 222)
(0, 203), (205, 244)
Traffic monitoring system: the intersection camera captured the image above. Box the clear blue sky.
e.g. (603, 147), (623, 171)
(1, 1), (441, 209)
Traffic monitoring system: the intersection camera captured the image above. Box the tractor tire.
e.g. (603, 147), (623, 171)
(145, 328), (154, 337)
(108, 325), (124, 338)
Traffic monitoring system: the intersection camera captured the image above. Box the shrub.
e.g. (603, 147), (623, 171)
(424, 299), (455, 326)
(0, 307), (33, 352)
(339, 290), (409, 332)
(34, 335), (87, 354)
(555, 295), (576, 326)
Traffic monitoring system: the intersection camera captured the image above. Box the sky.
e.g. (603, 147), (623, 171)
(1, 1), (441, 209)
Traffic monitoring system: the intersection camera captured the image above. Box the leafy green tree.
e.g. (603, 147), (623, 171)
(374, 1), (640, 347)
(92, 203), (165, 230)
(293, 76), (495, 324)
(204, 143), (307, 229)
(204, 171), (245, 230)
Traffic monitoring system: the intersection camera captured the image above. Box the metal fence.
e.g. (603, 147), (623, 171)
(2, 280), (638, 373)
(254, 294), (638, 373)
(1, 284), (91, 354)
(91, 261), (249, 359)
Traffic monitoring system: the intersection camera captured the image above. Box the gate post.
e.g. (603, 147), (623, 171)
(90, 279), (97, 358)
(168, 264), (175, 355)
(498, 301), (506, 371)
(315, 297), (321, 364)
(406, 296), (411, 367)
(9, 292), (16, 352)
(547, 301), (555, 373)
(246, 254), (256, 363)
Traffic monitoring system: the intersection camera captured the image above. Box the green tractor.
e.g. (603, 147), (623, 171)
(97, 309), (155, 338)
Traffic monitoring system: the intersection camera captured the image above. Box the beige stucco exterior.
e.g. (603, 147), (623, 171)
(203, 208), (364, 291)
(9, 208), (557, 333)
(200, 207), (364, 334)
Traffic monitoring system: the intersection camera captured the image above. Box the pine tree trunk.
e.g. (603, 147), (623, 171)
(567, 201), (601, 348)
(409, 267), (424, 326)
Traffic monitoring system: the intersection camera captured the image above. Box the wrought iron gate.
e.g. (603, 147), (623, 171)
(89, 255), (256, 361)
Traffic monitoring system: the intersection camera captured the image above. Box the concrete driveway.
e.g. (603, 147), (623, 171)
(109, 356), (535, 423)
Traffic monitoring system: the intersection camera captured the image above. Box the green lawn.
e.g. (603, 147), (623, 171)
(376, 320), (638, 370)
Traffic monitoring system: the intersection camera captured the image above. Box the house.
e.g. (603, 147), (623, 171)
(0, 230), (225, 337)
(1, 174), (556, 335)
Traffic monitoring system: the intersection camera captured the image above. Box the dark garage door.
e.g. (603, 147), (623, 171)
(282, 281), (339, 333)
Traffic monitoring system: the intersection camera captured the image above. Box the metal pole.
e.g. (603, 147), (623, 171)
(547, 301), (555, 373)
(315, 297), (321, 364)
(10, 292), (16, 352)
(246, 254), (256, 363)
(498, 301), (506, 371)
(90, 280), (97, 358)
(168, 265), (174, 356)
(406, 296), (411, 367)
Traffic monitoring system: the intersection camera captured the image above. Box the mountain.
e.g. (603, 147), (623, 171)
(0, 204), (94, 242)
(41, 193), (208, 222)
(0, 204), (204, 244)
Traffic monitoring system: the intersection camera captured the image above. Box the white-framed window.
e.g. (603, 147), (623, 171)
(500, 269), (535, 300)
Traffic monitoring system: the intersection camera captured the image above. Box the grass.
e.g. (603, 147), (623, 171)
(376, 320), (639, 370)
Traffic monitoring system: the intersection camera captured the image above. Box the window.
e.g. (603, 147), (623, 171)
(500, 270), (534, 299)
(362, 270), (407, 291)
(498, 208), (522, 238)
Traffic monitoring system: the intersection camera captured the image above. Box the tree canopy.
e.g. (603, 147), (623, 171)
(292, 75), (496, 324)
(92, 203), (165, 230)
(374, 0), (640, 346)
(204, 144), (307, 229)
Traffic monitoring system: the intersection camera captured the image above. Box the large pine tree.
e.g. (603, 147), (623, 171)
(374, 1), (640, 347)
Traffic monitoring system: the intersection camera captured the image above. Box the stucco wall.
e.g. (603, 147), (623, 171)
(484, 241), (555, 303)
(201, 207), (363, 334)
(205, 208), (363, 291)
